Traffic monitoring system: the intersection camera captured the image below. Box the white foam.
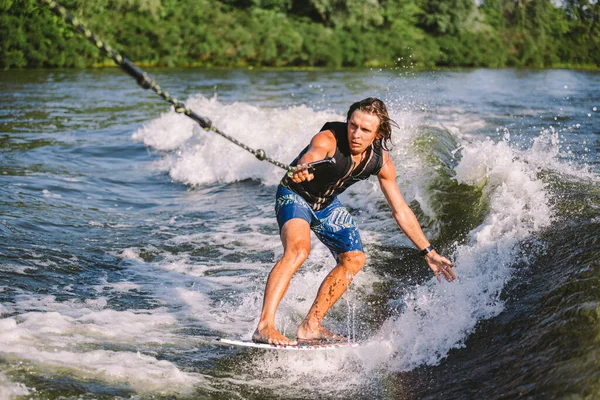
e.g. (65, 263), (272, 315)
(120, 247), (144, 262)
(0, 296), (205, 394)
(113, 249), (261, 335)
(0, 264), (36, 275)
(42, 189), (62, 198)
(525, 127), (596, 180)
(374, 137), (554, 371)
(94, 277), (141, 293)
(133, 95), (340, 186)
(0, 372), (30, 399)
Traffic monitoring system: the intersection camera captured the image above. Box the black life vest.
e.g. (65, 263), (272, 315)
(282, 122), (384, 210)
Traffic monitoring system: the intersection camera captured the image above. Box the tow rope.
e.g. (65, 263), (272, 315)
(39, 0), (296, 172)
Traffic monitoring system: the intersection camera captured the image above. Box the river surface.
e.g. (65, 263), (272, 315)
(0, 67), (599, 399)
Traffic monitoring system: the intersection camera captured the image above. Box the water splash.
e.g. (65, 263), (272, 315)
(132, 95), (341, 186)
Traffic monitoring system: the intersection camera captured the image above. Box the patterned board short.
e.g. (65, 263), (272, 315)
(275, 184), (363, 259)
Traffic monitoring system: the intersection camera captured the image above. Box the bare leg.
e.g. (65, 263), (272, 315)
(296, 251), (366, 341)
(253, 218), (311, 346)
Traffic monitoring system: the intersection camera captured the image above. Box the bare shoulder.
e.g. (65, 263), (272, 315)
(309, 129), (337, 156)
(377, 151), (397, 180)
(312, 129), (336, 145)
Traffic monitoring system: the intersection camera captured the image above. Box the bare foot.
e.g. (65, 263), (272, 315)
(296, 320), (346, 343)
(252, 326), (297, 346)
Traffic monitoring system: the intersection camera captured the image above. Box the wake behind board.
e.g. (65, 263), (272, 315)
(216, 338), (359, 351)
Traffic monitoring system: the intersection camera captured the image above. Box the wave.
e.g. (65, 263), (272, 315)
(129, 95), (598, 391)
(132, 95), (341, 186)
(371, 137), (552, 371)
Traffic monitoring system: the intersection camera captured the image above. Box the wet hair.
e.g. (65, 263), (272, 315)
(346, 97), (397, 151)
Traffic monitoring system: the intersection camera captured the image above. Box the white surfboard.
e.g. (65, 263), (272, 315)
(216, 338), (359, 351)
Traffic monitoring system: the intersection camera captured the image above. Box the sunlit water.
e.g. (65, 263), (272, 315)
(0, 68), (599, 399)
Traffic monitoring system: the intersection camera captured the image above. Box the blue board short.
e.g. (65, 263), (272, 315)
(275, 184), (363, 259)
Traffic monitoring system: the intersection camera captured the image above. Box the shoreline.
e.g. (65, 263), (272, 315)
(3, 64), (599, 73)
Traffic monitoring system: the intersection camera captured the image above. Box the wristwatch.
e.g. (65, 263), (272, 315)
(420, 245), (434, 257)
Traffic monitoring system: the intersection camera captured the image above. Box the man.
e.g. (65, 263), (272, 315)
(253, 97), (456, 346)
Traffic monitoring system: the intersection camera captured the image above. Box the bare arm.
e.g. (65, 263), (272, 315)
(377, 152), (456, 282)
(289, 130), (336, 183)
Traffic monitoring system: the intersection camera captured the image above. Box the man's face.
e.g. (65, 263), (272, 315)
(347, 110), (380, 156)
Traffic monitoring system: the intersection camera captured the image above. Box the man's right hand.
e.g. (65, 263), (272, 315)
(287, 129), (337, 184)
(289, 163), (314, 183)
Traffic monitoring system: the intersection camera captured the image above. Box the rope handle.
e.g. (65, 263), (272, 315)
(287, 157), (336, 177)
(39, 0), (294, 172)
(305, 157), (336, 172)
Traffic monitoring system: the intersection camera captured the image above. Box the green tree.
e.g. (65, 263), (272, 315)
(381, 0), (440, 67)
(0, 0), (598, 69)
(500, 0), (569, 67)
(562, 0), (600, 65)
(418, 0), (475, 36)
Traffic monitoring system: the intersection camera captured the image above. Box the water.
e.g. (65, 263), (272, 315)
(0, 67), (598, 399)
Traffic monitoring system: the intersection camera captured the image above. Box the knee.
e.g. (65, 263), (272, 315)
(340, 251), (366, 277)
(282, 242), (310, 266)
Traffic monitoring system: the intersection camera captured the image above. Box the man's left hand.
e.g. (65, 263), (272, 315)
(425, 251), (456, 282)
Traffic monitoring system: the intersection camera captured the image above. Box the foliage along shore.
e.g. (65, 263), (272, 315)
(1, 0), (599, 70)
